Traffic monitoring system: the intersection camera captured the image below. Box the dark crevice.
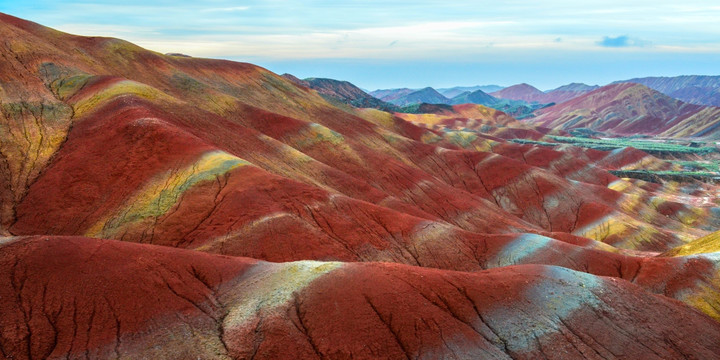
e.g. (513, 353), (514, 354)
(630, 260), (644, 283)
(587, 302), (668, 358)
(443, 278), (517, 358)
(363, 294), (411, 360)
(247, 314), (265, 360)
(291, 292), (323, 359)
(40, 282), (59, 359)
(556, 317), (612, 360)
(177, 172), (230, 247)
(102, 296), (122, 360)
(215, 308), (231, 358)
(84, 302), (97, 360)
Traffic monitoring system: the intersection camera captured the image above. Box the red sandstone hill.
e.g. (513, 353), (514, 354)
(543, 83), (600, 104)
(490, 83), (547, 103)
(487, 83), (600, 109)
(3, 236), (720, 359)
(2, 12), (720, 358)
(529, 83), (720, 137)
(614, 75), (720, 107)
(488, 82), (599, 105)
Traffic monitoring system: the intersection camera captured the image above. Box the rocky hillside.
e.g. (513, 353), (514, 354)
(283, 75), (399, 111)
(530, 83), (720, 138)
(615, 75), (720, 106)
(3, 12), (720, 359)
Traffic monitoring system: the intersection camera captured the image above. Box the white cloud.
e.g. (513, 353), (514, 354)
(201, 6), (250, 12)
(28, 1), (720, 62)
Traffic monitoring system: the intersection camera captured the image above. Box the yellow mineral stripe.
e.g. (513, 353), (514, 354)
(85, 150), (249, 238)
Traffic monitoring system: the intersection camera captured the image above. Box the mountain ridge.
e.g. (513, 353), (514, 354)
(529, 82), (720, 137)
(380, 86), (450, 106)
(438, 84), (505, 98)
(613, 75), (720, 106)
(282, 75), (400, 111)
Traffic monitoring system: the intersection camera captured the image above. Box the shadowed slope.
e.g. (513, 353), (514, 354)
(283, 75), (399, 111)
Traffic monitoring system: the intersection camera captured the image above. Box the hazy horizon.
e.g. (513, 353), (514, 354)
(2, 1), (720, 90)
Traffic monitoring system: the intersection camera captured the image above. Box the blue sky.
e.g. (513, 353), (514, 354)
(2, 0), (720, 90)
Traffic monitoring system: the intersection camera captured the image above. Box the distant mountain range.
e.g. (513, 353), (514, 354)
(529, 83), (720, 138)
(490, 83), (547, 102)
(367, 87), (415, 103)
(289, 74), (720, 139)
(448, 89), (498, 105)
(369, 85), (562, 119)
(437, 85), (505, 98)
(543, 83), (602, 103)
(386, 87), (450, 107)
(371, 82), (601, 109)
(370, 75), (720, 109)
(447, 89), (550, 119)
(490, 83), (600, 104)
(612, 75), (720, 106)
(282, 75), (400, 111)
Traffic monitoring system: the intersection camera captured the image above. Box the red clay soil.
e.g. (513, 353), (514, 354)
(530, 83), (707, 136)
(5, 11), (709, 252)
(5, 12), (717, 245)
(4, 13), (720, 359)
(2, 236), (720, 359)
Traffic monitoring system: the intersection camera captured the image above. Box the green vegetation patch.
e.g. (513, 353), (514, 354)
(669, 160), (720, 173)
(545, 136), (718, 155)
(171, 72), (207, 93)
(609, 170), (720, 184)
(51, 74), (93, 100)
(509, 139), (557, 147)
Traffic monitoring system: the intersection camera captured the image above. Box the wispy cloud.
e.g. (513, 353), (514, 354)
(6, 0), (720, 89)
(14, 1), (720, 55)
(597, 35), (651, 48)
(201, 6), (250, 13)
